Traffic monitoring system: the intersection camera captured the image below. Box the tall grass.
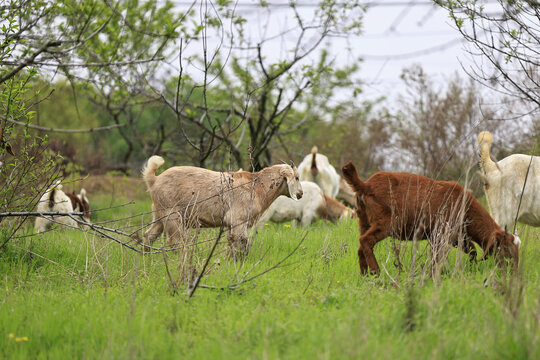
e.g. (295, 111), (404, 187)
(1, 195), (540, 359)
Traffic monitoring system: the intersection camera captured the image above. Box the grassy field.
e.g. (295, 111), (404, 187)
(2, 190), (540, 359)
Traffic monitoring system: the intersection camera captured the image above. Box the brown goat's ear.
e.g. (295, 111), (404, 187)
(480, 232), (498, 261)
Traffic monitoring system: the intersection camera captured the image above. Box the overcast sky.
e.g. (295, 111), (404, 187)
(354, 1), (468, 100)
(171, 1), (475, 104)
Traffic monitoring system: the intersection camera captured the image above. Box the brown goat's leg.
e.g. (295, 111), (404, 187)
(357, 244), (369, 274)
(357, 200), (370, 235)
(359, 226), (386, 274)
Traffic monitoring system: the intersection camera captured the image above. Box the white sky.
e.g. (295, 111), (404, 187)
(170, 1), (481, 105)
(354, 2), (468, 100)
(240, 1), (469, 100)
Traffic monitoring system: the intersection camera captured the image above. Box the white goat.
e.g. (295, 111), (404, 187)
(65, 189), (91, 224)
(478, 131), (540, 229)
(297, 146), (340, 198)
(337, 177), (356, 207)
(258, 181), (354, 227)
(34, 181), (78, 232)
(142, 156), (303, 257)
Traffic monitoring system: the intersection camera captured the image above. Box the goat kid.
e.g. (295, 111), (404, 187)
(478, 131), (540, 229)
(142, 156), (303, 258)
(342, 161), (520, 275)
(258, 181), (354, 227)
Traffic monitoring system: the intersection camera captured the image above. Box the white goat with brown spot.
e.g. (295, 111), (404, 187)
(258, 181), (354, 227)
(34, 181), (78, 232)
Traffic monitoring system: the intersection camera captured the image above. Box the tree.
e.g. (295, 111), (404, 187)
(384, 65), (512, 191)
(0, 0), (182, 245)
(438, 0), (540, 116)
(156, 1), (366, 170)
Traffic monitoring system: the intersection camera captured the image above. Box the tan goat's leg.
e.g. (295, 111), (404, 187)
(144, 221), (164, 245)
(227, 226), (250, 261)
(144, 204), (164, 246)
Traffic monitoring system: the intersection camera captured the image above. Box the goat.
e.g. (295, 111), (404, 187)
(65, 188), (91, 223)
(337, 177), (356, 207)
(34, 181), (78, 232)
(257, 181), (354, 227)
(142, 156), (303, 258)
(478, 131), (540, 229)
(342, 161), (520, 274)
(298, 146), (340, 198)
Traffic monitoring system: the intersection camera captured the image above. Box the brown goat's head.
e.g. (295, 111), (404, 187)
(483, 229), (520, 266)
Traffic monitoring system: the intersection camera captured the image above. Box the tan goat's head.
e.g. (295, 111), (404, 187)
(280, 165), (303, 200)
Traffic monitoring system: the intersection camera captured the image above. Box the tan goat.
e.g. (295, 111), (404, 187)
(142, 156), (303, 258)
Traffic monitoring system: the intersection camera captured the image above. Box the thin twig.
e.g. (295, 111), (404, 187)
(188, 226), (224, 298)
(513, 155), (534, 234)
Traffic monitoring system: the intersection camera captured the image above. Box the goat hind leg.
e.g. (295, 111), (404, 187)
(359, 226), (387, 275)
(144, 221), (164, 245)
(357, 245), (369, 274)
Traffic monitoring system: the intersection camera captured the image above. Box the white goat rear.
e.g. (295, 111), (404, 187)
(297, 146), (340, 198)
(34, 181), (78, 232)
(478, 131), (540, 229)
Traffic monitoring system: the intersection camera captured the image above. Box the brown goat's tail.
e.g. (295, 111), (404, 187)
(142, 155), (165, 189)
(342, 161), (369, 194)
(477, 131), (498, 174)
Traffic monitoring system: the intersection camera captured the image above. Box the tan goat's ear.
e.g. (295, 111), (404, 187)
(279, 166), (293, 181)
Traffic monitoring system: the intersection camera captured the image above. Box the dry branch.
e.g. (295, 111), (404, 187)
(4, 117), (126, 133)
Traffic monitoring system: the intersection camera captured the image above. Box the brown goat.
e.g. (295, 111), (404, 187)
(341, 161), (520, 274)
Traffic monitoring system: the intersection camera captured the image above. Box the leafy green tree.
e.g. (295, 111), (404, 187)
(158, 1), (367, 170)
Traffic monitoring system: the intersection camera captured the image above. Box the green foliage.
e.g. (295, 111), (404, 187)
(0, 7), (59, 247)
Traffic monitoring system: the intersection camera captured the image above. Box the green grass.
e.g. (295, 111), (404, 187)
(1, 195), (540, 359)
